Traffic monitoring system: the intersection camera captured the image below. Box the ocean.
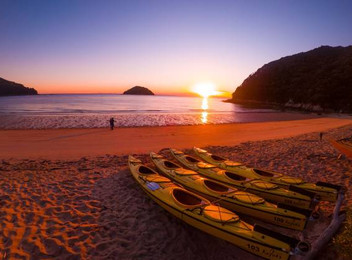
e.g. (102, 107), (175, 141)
(0, 94), (318, 129)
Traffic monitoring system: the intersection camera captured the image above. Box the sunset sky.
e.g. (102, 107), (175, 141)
(1, 0), (351, 95)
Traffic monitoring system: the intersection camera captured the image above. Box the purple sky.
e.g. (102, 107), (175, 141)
(0, 0), (351, 94)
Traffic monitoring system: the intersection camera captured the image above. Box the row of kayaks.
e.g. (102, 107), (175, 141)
(128, 148), (343, 260)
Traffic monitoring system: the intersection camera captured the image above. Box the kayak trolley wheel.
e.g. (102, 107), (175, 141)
(311, 211), (320, 220)
(296, 241), (311, 255)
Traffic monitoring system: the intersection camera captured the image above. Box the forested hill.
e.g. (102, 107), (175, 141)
(0, 77), (38, 96)
(232, 46), (352, 112)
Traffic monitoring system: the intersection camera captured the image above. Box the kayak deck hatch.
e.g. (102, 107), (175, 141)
(251, 180), (278, 190)
(197, 162), (216, 169)
(232, 191), (265, 205)
(203, 205), (239, 223)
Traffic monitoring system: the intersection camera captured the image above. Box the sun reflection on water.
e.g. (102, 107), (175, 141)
(201, 97), (208, 123)
(201, 97), (208, 110)
(201, 111), (208, 123)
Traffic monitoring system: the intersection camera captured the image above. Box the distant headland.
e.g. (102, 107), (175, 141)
(0, 77), (38, 96)
(230, 45), (352, 112)
(123, 86), (154, 95)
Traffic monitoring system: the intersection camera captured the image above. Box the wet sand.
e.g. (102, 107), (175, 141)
(0, 118), (351, 160)
(0, 118), (351, 259)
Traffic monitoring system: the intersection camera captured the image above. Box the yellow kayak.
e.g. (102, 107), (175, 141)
(170, 149), (316, 210)
(152, 151), (313, 231)
(193, 147), (341, 202)
(330, 138), (352, 160)
(128, 155), (310, 260)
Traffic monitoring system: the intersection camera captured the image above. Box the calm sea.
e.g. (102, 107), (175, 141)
(0, 94), (318, 129)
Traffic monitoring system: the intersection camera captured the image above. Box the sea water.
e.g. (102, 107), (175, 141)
(0, 94), (318, 129)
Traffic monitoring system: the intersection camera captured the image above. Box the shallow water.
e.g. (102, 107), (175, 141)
(0, 94), (318, 129)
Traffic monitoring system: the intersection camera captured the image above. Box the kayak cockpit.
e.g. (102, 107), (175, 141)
(211, 154), (226, 162)
(185, 156), (201, 163)
(253, 168), (281, 178)
(163, 160), (181, 169)
(138, 165), (156, 175)
(203, 179), (232, 194)
(172, 188), (207, 208)
(224, 171), (247, 181)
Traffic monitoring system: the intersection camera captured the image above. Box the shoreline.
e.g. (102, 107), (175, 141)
(1, 117), (351, 160)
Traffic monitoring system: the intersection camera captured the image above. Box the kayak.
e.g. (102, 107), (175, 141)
(330, 138), (352, 160)
(169, 149), (316, 210)
(128, 155), (310, 260)
(151, 152), (313, 231)
(193, 147), (341, 202)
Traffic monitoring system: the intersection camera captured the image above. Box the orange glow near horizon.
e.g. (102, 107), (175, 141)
(21, 78), (232, 97)
(192, 82), (222, 98)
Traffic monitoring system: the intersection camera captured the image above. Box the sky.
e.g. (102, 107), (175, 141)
(0, 0), (351, 95)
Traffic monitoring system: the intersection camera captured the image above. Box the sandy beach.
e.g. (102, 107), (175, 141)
(1, 118), (352, 259)
(1, 117), (351, 160)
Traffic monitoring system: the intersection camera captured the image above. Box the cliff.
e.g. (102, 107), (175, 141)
(123, 86), (154, 95)
(232, 46), (352, 112)
(0, 77), (38, 96)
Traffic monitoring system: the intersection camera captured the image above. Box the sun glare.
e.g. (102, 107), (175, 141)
(192, 82), (220, 98)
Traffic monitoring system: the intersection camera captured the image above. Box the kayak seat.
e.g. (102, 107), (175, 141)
(204, 179), (231, 194)
(224, 171), (247, 181)
(251, 180), (278, 190)
(197, 162), (216, 169)
(211, 154), (226, 162)
(279, 176), (304, 185)
(185, 156), (201, 163)
(232, 191), (265, 204)
(164, 160), (181, 169)
(172, 188), (204, 208)
(138, 166), (156, 175)
(175, 168), (198, 175)
(203, 205), (239, 223)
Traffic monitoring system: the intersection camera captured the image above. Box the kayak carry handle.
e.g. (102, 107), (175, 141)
(316, 181), (343, 192)
(277, 203), (313, 218)
(253, 224), (300, 249)
(288, 185), (316, 199)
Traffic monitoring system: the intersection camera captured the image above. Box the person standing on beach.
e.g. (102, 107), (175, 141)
(320, 132), (323, 141)
(109, 117), (116, 130)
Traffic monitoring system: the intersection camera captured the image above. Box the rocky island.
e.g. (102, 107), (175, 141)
(231, 46), (352, 112)
(0, 77), (38, 96)
(123, 86), (154, 95)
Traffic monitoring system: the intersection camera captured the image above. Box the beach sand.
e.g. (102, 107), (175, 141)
(0, 117), (351, 160)
(0, 118), (351, 259)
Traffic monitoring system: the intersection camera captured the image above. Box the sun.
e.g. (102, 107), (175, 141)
(192, 82), (220, 98)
